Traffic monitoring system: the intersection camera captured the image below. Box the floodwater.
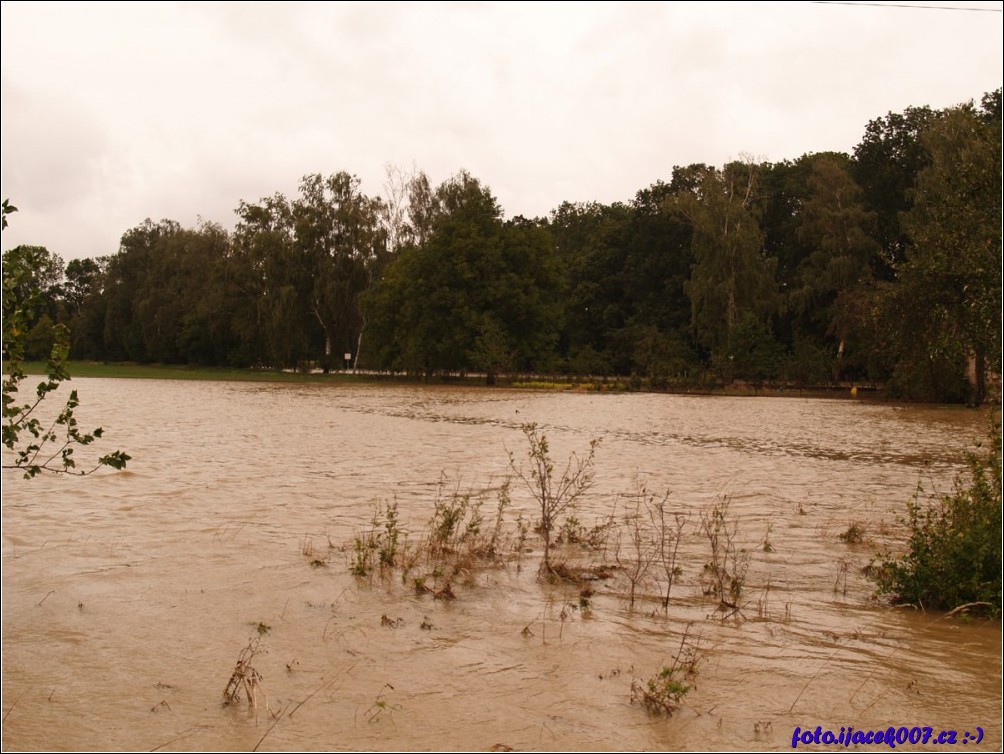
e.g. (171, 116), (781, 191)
(2, 379), (1000, 751)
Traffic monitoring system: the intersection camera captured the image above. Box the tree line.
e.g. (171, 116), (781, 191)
(4, 90), (1000, 403)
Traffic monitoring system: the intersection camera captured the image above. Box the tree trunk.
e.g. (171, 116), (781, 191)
(966, 349), (986, 406)
(353, 317), (366, 372)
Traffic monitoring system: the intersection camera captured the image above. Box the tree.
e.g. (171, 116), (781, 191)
(491, 216), (564, 377)
(62, 257), (102, 317)
(363, 171), (502, 376)
(888, 97), (1002, 403)
(672, 161), (780, 375)
(232, 174), (388, 371)
(3, 244), (64, 308)
(852, 104), (941, 277)
(98, 219), (185, 362)
(548, 200), (632, 374)
(293, 172), (387, 370)
(624, 181), (694, 337)
(3, 244), (65, 360)
(2, 200), (130, 478)
(789, 155), (882, 379)
(631, 325), (697, 388)
(363, 171), (562, 380)
(86, 219), (245, 366)
(233, 193), (308, 368)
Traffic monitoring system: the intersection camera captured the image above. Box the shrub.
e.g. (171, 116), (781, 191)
(509, 423), (599, 576)
(629, 624), (703, 716)
(349, 499), (406, 577)
(839, 522), (866, 544)
(348, 477), (514, 595)
(699, 495), (749, 614)
(873, 422), (1001, 616)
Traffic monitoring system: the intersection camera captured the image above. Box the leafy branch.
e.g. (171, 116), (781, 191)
(2, 198), (130, 478)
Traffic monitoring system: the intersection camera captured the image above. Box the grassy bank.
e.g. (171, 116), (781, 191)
(16, 361), (378, 384)
(10, 361), (889, 401)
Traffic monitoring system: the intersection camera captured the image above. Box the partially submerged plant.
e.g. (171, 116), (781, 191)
(557, 514), (588, 546)
(839, 522), (866, 544)
(425, 475), (510, 562)
(365, 683), (401, 723)
(615, 482), (658, 609)
(645, 484), (688, 610)
(380, 614), (403, 628)
(630, 624), (703, 716)
(349, 499), (408, 577)
(872, 422), (1002, 616)
(834, 558), (850, 595)
(700, 495), (750, 617)
(508, 422), (599, 577)
(633, 666), (691, 715)
(348, 476), (515, 596)
(223, 637), (265, 709)
(415, 476), (514, 589)
(755, 575), (773, 620)
(762, 522), (775, 552)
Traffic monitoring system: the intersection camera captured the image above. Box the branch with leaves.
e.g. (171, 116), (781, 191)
(2, 198), (130, 479)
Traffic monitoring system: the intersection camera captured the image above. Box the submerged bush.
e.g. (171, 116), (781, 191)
(629, 625), (703, 716)
(873, 421), (1001, 616)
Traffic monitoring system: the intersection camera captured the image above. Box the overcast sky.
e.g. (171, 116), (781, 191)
(2, 1), (1001, 261)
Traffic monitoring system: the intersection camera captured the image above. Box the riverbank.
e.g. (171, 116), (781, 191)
(16, 361), (375, 384)
(14, 360), (888, 400)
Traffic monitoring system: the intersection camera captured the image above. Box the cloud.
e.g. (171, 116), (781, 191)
(2, 1), (1000, 259)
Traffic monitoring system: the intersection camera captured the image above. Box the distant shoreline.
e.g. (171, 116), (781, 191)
(11, 360), (897, 400)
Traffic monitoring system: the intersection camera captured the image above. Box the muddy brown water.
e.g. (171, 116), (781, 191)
(2, 379), (1000, 751)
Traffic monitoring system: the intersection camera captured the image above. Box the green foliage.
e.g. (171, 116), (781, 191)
(471, 318), (515, 385)
(2, 201), (130, 478)
(425, 476), (512, 563)
(788, 155), (881, 379)
(784, 334), (835, 386)
(674, 161), (780, 362)
(720, 312), (785, 384)
(364, 172), (562, 378)
(549, 201), (632, 373)
(630, 625), (702, 716)
(347, 477), (513, 596)
(873, 423), (1002, 615)
(2, 199), (16, 229)
(350, 499), (405, 576)
(852, 103), (940, 274)
(893, 103), (1001, 402)
(839, 522), (866, 545)
(557, 512), (615, 551)
(635, 666), (690, 712)
(25, 313), (58, 361)
(631, 325), (698, 388)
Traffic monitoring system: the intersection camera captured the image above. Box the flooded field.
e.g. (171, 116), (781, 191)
(2, 379), (1000, 751)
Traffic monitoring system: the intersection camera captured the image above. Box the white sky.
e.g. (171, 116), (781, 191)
(2, 1), (1001, 261)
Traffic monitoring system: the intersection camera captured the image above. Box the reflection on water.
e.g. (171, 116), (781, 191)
(2, 379), (999, 751)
